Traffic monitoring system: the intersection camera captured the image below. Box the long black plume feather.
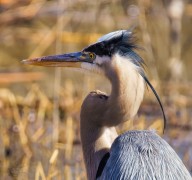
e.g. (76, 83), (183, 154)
(143, 76), (166, 132)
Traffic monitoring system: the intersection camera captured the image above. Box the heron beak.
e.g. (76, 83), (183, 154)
(22, 51), (88, 68)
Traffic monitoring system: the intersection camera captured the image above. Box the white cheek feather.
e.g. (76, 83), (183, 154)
(80, 56), (110, 75)
(94, 56), (110, 65)
(81, 62), (104, 75)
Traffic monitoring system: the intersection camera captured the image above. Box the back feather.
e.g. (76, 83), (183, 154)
(99, 130), (191, 180)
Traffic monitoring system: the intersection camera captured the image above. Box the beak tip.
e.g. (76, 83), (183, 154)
(21, 59), (29, 64)
(21, 57), (42, 65)
(21, 59), (33, 65)
(21, 59), (27, 63)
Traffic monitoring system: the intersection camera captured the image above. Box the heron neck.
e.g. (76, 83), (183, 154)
(80, 54), (144, 179)
(105, 54), (145, 125)
(80, 121), (117, 180)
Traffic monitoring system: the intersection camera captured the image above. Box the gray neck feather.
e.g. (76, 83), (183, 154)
(80, 124), (117, 180)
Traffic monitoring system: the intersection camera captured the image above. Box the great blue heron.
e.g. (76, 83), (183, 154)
(23, 30), (191, 180)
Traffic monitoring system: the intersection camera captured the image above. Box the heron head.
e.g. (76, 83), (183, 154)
(22, 30), (166, 130)
(22, 30), (144, 76)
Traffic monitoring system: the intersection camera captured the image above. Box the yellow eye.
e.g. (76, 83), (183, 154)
(89, 52), (95, 59)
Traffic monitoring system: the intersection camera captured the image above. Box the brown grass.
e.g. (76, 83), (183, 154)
(0, 0), (192, 179)
(0, 80), (191, 179)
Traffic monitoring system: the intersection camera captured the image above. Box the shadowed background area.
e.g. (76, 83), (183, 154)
(0, 0), (192, 179)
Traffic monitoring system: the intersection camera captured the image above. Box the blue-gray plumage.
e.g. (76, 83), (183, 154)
(99, 130), (191, 180)
(23, 30), (191, 180)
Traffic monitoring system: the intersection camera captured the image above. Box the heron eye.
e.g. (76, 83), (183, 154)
(89, 52), (96, 60)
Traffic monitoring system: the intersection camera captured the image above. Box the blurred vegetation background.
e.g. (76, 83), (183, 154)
(0, 0), (192, 179)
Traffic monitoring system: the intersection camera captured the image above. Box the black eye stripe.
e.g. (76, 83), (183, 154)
(83, 43), (111, 57)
